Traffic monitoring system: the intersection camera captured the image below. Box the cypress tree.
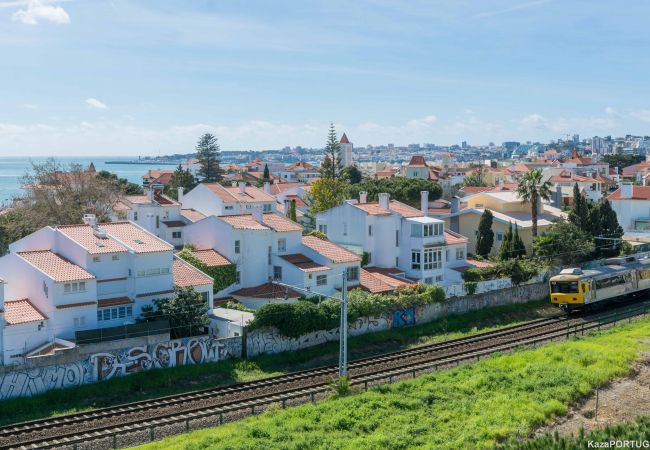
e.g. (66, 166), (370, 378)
(499, 221), (514, 260)
(263, 164), (270, 182)
(475, 209), (494, 258)
(288, 199), (298, 222)
(513, 222), (527, 258)
(568, 183), (590, 230)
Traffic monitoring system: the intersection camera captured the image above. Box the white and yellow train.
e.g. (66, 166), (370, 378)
(549, 256), (650, 311)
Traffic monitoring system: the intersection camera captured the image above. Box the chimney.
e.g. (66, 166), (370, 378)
(83, 214), (97, 228)
(378, 193), (390, 210)
(451, 196), (459, 214)
(238, 181), (246, 194)
(554, 183), (562, 207)
(252, 206), (263, 223)
(284, 198), (291, 215)
(177, 187), (184, 203)
(420, 191), (429, 216)
(147, 187), (154, 201)
(263, 181), (270, 194)
(359, 191), (368, 203)
(620, 182), (633, 199)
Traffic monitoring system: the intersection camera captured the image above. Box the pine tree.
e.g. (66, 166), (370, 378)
(263, 164), (270, 182)
(320, 123), (342, 179)
(196, 133), (222, 182)
(592, 199), (624, 257)
(167, 164), (197, 200)
(288, 199), (298, 222)
(568, 183), (590, 230)
(475, 209), (494, 258)
(499, 221), (514, 260)
(513, 223), (527, 258)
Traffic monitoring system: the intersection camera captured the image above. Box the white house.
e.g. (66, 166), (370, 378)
(0, 216), (213, 365)
(184, 209), (361, 309)
(608, 184), (650, 243)
(181, 182), (276, 217)
(315, 191), (471, 286)
(276, 161), (320, 183)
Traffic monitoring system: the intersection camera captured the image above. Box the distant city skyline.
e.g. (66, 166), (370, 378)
(1, 0), (650, 156)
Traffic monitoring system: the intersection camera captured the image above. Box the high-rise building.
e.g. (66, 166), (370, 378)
(340, 133), (353, 167)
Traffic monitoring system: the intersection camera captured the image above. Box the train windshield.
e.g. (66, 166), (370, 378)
(550, 281), (579, 294)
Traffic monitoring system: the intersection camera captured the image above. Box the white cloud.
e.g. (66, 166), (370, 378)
(629, 110), (650, 123)
(605, 106), (621, 117)
(85, 97), (108, 110)
(21, 103), (37, 109)
(11, 0), (70, 25)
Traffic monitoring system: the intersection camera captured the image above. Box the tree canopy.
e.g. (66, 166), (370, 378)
(347, 177), (442, 207)
(308, 177), (348, 216)
(601, 153), (644, 170)
(340, 165), (363, 184)
(475, 209), (494, 258)
(141, 286), (209, 339)
(534, 219), (595, 265)
(196, 133), (223, 182)
(165, 164), (197, 200)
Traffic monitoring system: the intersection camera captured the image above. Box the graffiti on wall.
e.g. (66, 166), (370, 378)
(391, 308), (415, 328)
(0, 335), (241, 400)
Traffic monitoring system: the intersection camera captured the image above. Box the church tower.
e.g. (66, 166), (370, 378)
(340, 133), (353, 167)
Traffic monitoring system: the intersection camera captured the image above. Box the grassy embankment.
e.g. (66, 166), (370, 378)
(0, 299), (554, 426)
(137, 317), (650, 450)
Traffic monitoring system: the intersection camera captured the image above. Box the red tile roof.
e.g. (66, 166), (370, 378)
(444, 230), (468, 245)
(622, 161), (650, 177)
(17, 250), (95, 282)
(359, 269), (394, 293)
(407, 155), (428, 167)
(143, 169), (174, 180)
(218, 213), (302, 232)
(99, 222), (173, 253)
(269, 182), (306, 195)
(57, 224), (129, 254)
(192, 249), (232, 266)
(608, 186), (650, 201)
(301, 235), (360, 263)
(231, 282), (302, 299)
(97, 297), (133, 307)
(354, 200), (423, 218)
(261, 213), (303, 232)
(364, 267), (417, 288)
(280, 254), (330, 272)
(173, 259), (213, 287)
(340, 133), (350, 144)
(4, 299), (47, 325)
(181, 208), (206, 223)
(285, 161), (318, 171)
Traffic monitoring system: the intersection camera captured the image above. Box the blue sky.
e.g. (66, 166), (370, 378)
(1, 0), (649, 156)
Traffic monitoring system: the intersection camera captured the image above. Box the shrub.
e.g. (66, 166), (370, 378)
(177, 247), (237, 293)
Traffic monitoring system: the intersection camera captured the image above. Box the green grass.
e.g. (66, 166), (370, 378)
(508, 415), (650, 449)
(0, 299), (554, 426)
(137, 318), (650, 450)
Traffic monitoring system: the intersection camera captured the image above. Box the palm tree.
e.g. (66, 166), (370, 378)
(516, 169), (552, 238)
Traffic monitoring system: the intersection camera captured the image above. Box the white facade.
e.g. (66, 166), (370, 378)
(609, 184), (650, 233)
(181, 182), (276, 218)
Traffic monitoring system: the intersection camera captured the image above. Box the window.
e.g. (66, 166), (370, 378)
(93, 256), (100, 263)
(268, 246), (272, 264)
(343, 222), (347, 236)
(136, 270), (145, 277)
(424, 277), (433, 284)
(395, 230), (399, 246)
(236, 271), (241, 284)
(225, 205), (234, 211)
(318, 224), (328, 234)
(73, 316), (86, 328)
(595, 275), (626, 290)
(368, 225), (373, 237)
(98, 306), (133, 322)
(79, 281), (86, 291)
(411, 251), (421, 270)
(411, 224), (422, 238)
(112, 255), (119, 261)
(424, 248), (442, 270)
(156, 216), (160, 229)
(235, 240), (240, 254)
(64, 282), (87, 293)
(119, 306), (126, 319)
(456, 248), (464, 260)
(64, 284), (71, 293)
(496, 233), (504, 242)
(346, 266), (359, 281)
(273, 266), (282, 281)
(423, 223), (433, 237)
(436, 275), (443, 282)
(134, 212), (138, 221)
(396, 257), (399, 267)
(278, 238), (286, 252)
(201, 291), (209, 303)
(146, 268), (161, 276)
(316, 274), (327, 286)
(263, 204), (272, 212)
(550, 281), (579, 294)
(172, 231), (182, 239)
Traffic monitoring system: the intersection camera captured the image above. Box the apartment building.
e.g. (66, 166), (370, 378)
(181, 182), (276, 217)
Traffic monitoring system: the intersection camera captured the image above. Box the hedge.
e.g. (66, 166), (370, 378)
(177, 247), (237, 293)
(248, 284), (445, 338)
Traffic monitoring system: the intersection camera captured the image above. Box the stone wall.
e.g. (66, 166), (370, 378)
(0, 334), (241, 400)
(247, 281), (548, 357)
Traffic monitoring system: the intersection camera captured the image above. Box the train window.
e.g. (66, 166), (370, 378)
(550, 281), (579, 293)
(595, 275), (626, 290)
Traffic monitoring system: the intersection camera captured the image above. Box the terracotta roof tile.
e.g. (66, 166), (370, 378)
(364, 267), (417, 288)
(57, 224), (129, 255)
(99, 222), (173, 253)
(301, 235), (360, 263)
(192, 249), (232, 266)
(4, 299), (47, 325)
(340, 133), (350, 144)
(280, 254), (331, 272)
(608, 186), (650, 201)
(284, 161), (318, 171)
(407, 155), (427, 167)
(181, 208), (206, 223)
(354, 200), (423, 218)
(218, 215), (269, 230)
(17, 250), (95, 282)
(218, 213), (302, 232)
(444, 230), (468, 245)
(359, 269), (394, 293)
(231, 282), (301, 299)
(173, 259), (213, 287)
(223, 185), (275, 203)
(261, 213), (302, 232)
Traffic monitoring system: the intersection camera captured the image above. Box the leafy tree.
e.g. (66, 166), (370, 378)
(568, 183), (590, 230)
(516, 168), (552, 238)
(589, 199), (624, 257)
(320, 123), (342, 179)
(96, 170), (143, 195)
(347, 177), (442, 207)
(141, 286), (209, 339)
(308, 177), (348, 216)
(196, 133), (222, 182)
(302, 229), (329, 240)
(499, 221), (514, 260)
(177, 246), (237, 293)
(166, 164), (197, 200)
(601, 153), (644, 170)
(287, 199), (298, 222)
(463, 166), (489, 187)
(263, 164), (270, 182)
(475, 209), (494, 258)
(340, 165), (362, 184)
(534, 219), (595, 265)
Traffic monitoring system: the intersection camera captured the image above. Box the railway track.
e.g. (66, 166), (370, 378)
(2, 301), (648, 450)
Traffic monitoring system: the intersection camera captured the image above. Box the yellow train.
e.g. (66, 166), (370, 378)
(549, 256), (650, 311)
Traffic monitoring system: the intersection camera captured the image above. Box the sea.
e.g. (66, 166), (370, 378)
(0, 156), (179, 205)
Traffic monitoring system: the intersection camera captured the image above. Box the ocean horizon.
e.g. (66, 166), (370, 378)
(0, 156), (179, 205)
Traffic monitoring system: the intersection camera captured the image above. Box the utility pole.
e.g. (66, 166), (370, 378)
(339, 272), (348, 377)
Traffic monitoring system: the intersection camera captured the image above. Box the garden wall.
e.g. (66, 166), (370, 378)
(246, 281), (548, 357)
